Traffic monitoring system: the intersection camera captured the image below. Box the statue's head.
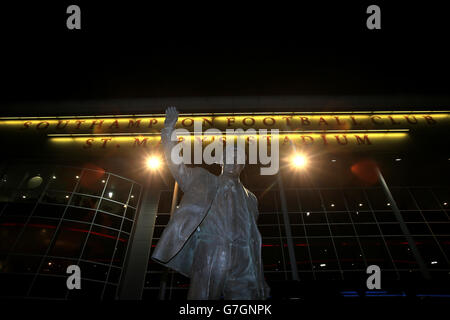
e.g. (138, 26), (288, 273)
(220, 146), (245, 177)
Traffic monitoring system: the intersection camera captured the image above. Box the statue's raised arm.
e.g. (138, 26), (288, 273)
(164, 106), (178, 129)
(160, 106), (193, 191)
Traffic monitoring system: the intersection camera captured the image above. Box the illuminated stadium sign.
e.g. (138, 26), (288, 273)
(0, 111), (448, 153)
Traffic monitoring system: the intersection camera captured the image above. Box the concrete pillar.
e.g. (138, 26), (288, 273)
(118, 178), (160, 299)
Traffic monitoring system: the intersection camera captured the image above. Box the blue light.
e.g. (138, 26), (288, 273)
(340, 291), (358, 294)
(416, 294), (450, 298)
(366, 294), (406, 297)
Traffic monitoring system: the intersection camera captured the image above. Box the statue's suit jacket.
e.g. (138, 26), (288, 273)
(152, 127), (269, 298)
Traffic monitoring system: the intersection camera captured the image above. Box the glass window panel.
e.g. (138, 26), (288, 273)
(379, 223), (402, 235)
(391, 188), (417, 210)
(327, 212), (352, 223)
(306, 225), (330, 237)
(355, 224), (381, 236)
(290, 225), (306, 237)
(125, 206), (136, 220)
(2, 255), (42, 273)
(79, 261), (109, 282)
(378, 271), (399, 281)
(334, 237), (365, 269)
(14, 186), (42, 202)
(406, 223), (431, 235)
(15, 218), (57, 254)
(94, 212), (122, 230)
(401, 211), (425, 222)
(308, 238), (340, 270)
(351, 211), (375, 223)
(384, 237), (417, 269)
(259, 225), (281, 237)
(293, 241), (312, 271)
(397, 271), (423, 282)
(0, 216), (27, 252)
(343, 271), (366, 281)
(32, 203), (65, 219)
(261, 245), (284, 271)
(422, 211), (449, 222)
(128, 184), (142, 207)
(374, 212), (398, 222)
(330, 224), (356, 237)
(303, 212), (327, 224)
(39, 257), (75, 276)
(107, 267), (122, 284)
(98, 199), (126, 216)
(343, 189), (367, 211)
(366, 188), (390, 211)
(2, 202), (35, 217)
(104, 175), (132, 204)
(359, 237), (394, 269)
(432, 187), (450, 208)
(121, 219), (133, 233)
(320, 190), (345, 211)
(112, 232), (129, 267)
(258, 213), (279, 225)
(64, 206), (95, 223)
(70, 194), (100, 210)
(42, 190), (71, 206)
(288, 213), (302, 224)
(49, 221), (89, 258)
(414, 236), (450, 269)
(428, 222), (450, 235)
(82, 226), (118, 264)
(436, 236), (450, 258)
(313, 271), (343, 280)
(410, 188), (441, 210)
(75, 169), (107, 196)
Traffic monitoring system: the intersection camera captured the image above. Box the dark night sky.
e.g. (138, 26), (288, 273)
(1, 2), (449, 107)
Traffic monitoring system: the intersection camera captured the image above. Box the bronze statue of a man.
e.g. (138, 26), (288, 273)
(152, 107), (270, 300)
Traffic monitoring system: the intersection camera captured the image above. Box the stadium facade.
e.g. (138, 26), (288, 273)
(1, 96), (449, 300)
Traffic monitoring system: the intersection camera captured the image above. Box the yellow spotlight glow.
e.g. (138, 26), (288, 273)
(292, 154), (308, 168)
(146, 156), (161, 170)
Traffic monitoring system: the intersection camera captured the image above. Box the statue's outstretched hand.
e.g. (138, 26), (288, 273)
(165, 106), (179, 129)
